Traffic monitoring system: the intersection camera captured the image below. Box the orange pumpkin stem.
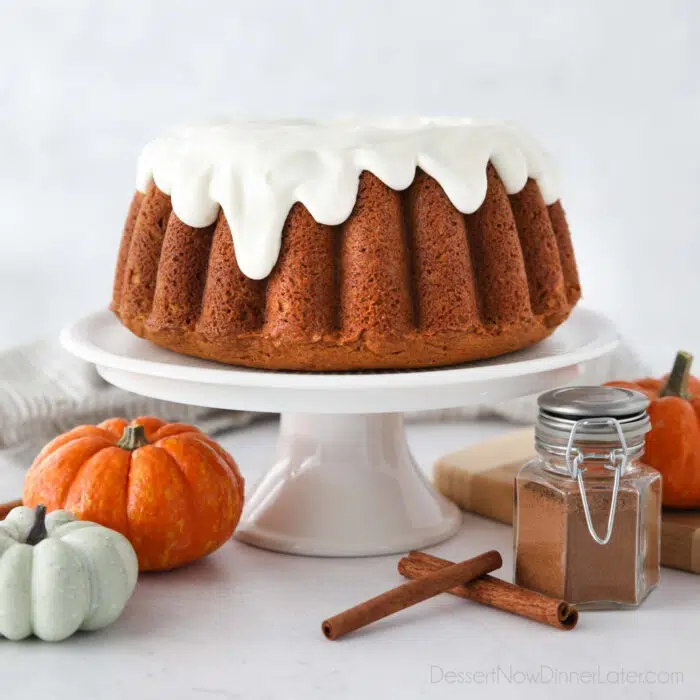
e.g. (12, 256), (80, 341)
(26, 505), (48, 545)
(660, 351), (694, 399)
(116, 424), (150, 451)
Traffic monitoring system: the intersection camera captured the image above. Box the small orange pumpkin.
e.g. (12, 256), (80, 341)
(607, 351), (700, 508)
(23, 417), (245, 571)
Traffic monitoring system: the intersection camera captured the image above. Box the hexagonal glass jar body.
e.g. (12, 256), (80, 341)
(514, 446), (661, 609)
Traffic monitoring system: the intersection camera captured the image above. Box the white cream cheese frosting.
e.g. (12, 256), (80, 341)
(137, 119), (559, 280)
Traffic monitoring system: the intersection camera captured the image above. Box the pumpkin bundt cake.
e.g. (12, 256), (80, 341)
(111, 119), (581, 371)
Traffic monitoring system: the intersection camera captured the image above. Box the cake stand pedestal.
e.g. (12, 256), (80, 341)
(61, 307), (618, 557)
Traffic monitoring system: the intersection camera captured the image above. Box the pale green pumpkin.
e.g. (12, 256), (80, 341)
(0, 506), (138, 642)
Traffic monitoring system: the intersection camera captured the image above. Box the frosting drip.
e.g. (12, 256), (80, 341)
(137, 119), (559, 280)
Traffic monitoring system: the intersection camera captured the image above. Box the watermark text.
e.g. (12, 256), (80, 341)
(429, 664), (684, 686)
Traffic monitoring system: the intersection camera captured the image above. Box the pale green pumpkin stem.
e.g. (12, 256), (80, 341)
(26, 505), (48, 545)
(117, 424), (150, 451)
(659, 351), (694, 399)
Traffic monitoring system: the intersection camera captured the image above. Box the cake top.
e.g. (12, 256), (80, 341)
(137, 119), (560, 279)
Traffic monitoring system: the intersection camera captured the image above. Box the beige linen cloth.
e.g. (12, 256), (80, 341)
(0, 336), (646, 480)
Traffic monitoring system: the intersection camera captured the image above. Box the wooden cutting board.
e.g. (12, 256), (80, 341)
(434, 428), (700, 574)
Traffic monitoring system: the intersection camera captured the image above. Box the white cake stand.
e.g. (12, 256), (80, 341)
(61, 307), (618, 557)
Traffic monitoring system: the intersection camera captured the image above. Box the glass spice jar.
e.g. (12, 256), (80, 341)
(514, 386), (662, 610)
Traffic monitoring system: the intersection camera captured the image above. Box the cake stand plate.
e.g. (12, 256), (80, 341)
(61, 307), (618, 557)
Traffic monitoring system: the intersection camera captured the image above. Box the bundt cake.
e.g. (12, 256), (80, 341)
(111, 119), (581, 371)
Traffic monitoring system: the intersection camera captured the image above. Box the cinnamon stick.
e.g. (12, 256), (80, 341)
(399, 551), (577, 631)
(322, 550), (502, 640)
(0, 499), (22, 520)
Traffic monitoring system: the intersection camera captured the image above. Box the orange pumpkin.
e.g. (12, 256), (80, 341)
(607, 351), (700, 508)
(23, 417), (245, 571)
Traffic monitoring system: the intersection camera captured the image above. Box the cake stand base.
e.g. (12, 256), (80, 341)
(235, 413), (461, 556)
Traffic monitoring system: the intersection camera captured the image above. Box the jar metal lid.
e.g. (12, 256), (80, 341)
(536, 386), (652, 546)
(536, 386), (651, 445)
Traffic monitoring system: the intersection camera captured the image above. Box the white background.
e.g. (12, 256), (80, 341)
(1, 0), (699, 372)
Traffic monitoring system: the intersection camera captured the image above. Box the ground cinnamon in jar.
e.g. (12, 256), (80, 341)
(516, 478), (661, 605)
(514, 386), (662, 610)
